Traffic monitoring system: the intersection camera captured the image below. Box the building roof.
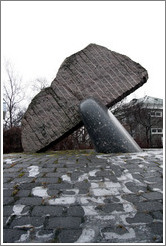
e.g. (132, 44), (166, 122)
(130, 96), (163, 109)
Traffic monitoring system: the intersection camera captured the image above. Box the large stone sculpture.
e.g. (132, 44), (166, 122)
(21, 44), (148, 152)
(79, 98), (142, 153)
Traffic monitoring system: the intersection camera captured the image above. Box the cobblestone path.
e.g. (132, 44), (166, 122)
(3, 149), (163, 243)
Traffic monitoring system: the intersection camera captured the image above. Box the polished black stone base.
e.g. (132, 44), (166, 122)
(79, 98), (142, 153)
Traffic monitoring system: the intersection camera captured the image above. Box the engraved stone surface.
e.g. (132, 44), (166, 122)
(21, 44), (148, 152)
(79, 98), (142, 153)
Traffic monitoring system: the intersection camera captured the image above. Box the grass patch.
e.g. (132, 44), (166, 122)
(12, 184), (20, 196)
(57, 177), (62, 183)
(9, 163), (16, 168)
(12, 189), (19, 196)
(18, 167), (23, 172)
(18, 172), (25, 178)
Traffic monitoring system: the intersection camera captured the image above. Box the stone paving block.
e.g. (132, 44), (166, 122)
(74, 181), (91, 190)
(3, 177), (13, 183)
(3, 173), (18, 178)
(144, 172), (162, 179)
(122, 194), (147, 204)
(3, 229), (25, 243)
(10, 177), (35, 184)
(96, 203), (124, 213)
(17, 190), (31, 197)
(101, 224), (129, 235)
(78, 189), (89, 195)
(10, 216), (45, 228)
(3, 197), (15, 206)
(4, 167), (25, 173)
(31, 206), (64, 216)
(36, 177), (59, 184)
(48, 183), (73, 190)
(45, 173), (62, 178)
(135, 201), (163, 212)
(144, 177), (163, 183)
(104, 196), (121, 204)
(126, 212), (153, 224)
(56, 168), (70, 173)
(67, 206), (85, 217)
(3, 189), (13, 197)
(3, 183), (16, 189)
(148, 183), (163, 191)
(151, 211), (163, 220)
(15, 197), (43, 205)
(47, 217), (82, 229)
(3, 206), (13, 216)
(18, 182), (41, 190)
(142, 191), (163, 200)
(36, 168), (55, 173)
(125, 182), (147, 193)
(47, 189), (60, 197)
(62, 190), (76, 195)
(57, 229), (82, 243)
(150, 221), (163, 235)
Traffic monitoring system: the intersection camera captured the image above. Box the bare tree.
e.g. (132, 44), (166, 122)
(3, 62), (25, 129)
(31, 77), (50, 93)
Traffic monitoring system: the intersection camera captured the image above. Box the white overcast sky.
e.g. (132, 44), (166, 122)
(1, 1), (165, 107)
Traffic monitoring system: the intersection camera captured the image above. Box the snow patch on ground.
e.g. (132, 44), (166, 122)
(79, 196), (105, 205)
(61, 174), (71, 182)
(28, 166), (39, 177)
(92, 188), (120, 196)
(32, 187), (49, 198)
(89, 170), (99, 176)
(65, 189), (79, 195)
(16, 231), (31, 243)
(36, 231), (54, 240)
(6, 204), (28, 225)
(13, 204), (26, 215)
(75, 228), (95, 243)
(14, 224), (34, 229)
(152, 188), (163, 193)
(103, 227), (136, 240)
(117, 170), (145, 187)
(82, 206), (98, 216)
(49, 197), (76, 205)
(78, 173), (89, 182)
(4, 159), (14, 164)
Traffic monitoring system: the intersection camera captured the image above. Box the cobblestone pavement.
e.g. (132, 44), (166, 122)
(3, 149), (163, 243)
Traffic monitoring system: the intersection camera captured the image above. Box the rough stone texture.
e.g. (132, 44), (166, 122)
(21, 43), (148, 152)
(79, 98), (142, 153)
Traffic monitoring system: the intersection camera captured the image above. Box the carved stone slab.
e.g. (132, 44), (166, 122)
(21, 44), (148, 152)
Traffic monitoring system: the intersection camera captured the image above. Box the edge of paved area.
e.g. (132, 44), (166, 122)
(3, 149), (163, 243)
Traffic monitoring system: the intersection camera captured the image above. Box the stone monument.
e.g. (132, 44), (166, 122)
(21, 44), (148, 152)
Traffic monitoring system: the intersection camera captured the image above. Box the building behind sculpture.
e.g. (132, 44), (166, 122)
(112, 96), (163, 148)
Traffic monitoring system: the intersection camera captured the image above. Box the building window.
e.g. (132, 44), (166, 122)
(150, 111), (162, 117)
(151, 128), (163, 134)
